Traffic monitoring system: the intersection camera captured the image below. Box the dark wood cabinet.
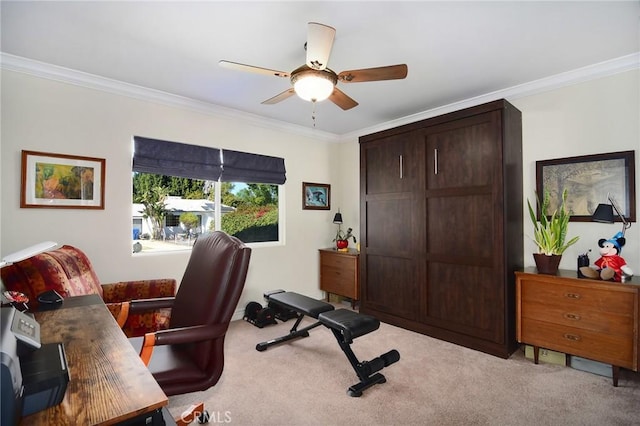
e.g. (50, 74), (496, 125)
(359, 99), (523, 358)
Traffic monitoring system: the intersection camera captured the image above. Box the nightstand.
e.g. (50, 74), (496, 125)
(319, 248), (359, 309)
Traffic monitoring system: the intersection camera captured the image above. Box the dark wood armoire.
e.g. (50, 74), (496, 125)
(359, 99), (523, 358)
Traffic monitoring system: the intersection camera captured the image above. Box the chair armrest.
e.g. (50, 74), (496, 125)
(129, 297), (175, 314)
(139, 323), (229, 365)
(101, 278), (177, 303)
(105, 302), (130, 328)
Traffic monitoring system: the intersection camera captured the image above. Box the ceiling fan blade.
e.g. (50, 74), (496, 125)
(329, 88), (358, 110)
(261, 88), (296, 105)
(219, 60), (289, 78)
(338, 64), (408, 83)
(306, 22), (335, 71)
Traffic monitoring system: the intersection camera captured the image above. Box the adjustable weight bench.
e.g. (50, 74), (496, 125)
(256, 290), (400, 397)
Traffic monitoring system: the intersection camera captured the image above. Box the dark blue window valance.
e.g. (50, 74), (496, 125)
(221, 149), (287, 184)
(133, 137), (221, 181)
(133, 136), (286, 184)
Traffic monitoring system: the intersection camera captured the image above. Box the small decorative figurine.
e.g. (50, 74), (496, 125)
(579, 232), (633, 282)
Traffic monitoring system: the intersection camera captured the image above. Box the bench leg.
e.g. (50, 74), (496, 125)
(327, 328), (399, 397)
(256, 315), (324, 351)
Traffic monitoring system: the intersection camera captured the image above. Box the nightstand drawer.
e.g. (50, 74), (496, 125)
(321, 270), (356, 298)
(321, 253), (357, 271)
(520, 318), (635, 369)
(319, 249), (359, 303)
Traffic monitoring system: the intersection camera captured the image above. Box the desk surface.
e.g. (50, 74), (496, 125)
(23, 294), (168, 425)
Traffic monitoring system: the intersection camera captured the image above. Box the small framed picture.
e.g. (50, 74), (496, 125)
(21, 150), (106, 209)
(302, 182), (330, 210)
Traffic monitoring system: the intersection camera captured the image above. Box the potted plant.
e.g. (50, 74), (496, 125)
(334, 227), (357, 250)
(527, 188), (579, 274)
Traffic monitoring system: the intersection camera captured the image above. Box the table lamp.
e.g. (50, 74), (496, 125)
(592, 194), (631, 237)
(1, 241), (57, 268)
(333, 210), (343, 241)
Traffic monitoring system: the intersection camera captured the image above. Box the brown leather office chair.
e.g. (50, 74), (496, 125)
(127, 231), (251, 396)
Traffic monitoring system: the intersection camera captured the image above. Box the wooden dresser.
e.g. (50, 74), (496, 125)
(515, 268), (640, 386)
(319, 248), (359, 308)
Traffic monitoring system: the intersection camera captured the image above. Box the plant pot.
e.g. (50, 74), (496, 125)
(533, 253), (562, 275)
(336, 239), (348, 250)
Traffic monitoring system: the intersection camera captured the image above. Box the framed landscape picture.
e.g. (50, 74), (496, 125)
(302, 182), (330, 210)
(536, 151), (635, 222)
(21, 150), (106, 209)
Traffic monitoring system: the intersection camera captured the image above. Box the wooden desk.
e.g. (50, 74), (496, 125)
(22, 294), (168, 425)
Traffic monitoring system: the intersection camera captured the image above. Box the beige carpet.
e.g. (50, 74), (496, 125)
(168, 310), (640, 426)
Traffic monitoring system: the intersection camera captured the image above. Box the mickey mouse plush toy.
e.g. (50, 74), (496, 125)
(579, 232), (633, 282)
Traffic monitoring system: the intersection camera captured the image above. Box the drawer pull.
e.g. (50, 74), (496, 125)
(563, 313), (581, 321)
(563, 333), (581, 342)
(565, 292), (581, 300)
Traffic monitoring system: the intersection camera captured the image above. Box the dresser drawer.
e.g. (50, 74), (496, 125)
(321, 252), (357, 272)
(520, 318), (635, 369)
(521, 299), (634, 336)
(321, 267), (356, 298)
(520, 278), (635, 316)
(319, 249), (359, 301)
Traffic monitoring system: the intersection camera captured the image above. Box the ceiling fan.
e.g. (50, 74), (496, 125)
(219, 22), (408, 110)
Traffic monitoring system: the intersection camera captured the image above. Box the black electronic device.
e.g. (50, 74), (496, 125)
(20, 342), (69, 417)
(37, 290), (63, 309)
(4, 306), (40, 351)
(1, 307), (69, 425)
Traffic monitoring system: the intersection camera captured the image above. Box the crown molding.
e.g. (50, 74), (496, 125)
(2, 51), (637, 143)
(340, 52), (640, 141)
(0, 52), (339, 143)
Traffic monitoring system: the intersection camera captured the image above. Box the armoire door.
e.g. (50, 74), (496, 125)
(423, 110), (506, 344)
(360, 130), (425, 320)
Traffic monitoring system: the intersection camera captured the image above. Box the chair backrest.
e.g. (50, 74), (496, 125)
(169, 231), (251, 370)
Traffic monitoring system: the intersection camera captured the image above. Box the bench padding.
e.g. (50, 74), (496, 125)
(319, 309), (380, 343)
(268, 291), (334, 318)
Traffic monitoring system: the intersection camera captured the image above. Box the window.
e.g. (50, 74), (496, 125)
(132, 137), (285, 252)
(165, 214), (180, 227)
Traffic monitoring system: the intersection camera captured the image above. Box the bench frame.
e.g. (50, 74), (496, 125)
(256, 290), (399, 397)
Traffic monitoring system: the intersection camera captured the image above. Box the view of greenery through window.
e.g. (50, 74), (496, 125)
(132, 173), (279, 251)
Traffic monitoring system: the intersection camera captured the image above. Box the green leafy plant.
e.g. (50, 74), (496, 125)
(527, 189), (579, 255)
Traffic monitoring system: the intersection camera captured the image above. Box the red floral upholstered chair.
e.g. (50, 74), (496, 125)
(0, 245), (176, 337)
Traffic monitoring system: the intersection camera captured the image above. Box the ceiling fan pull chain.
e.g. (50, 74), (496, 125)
(312, 100), (317, 127)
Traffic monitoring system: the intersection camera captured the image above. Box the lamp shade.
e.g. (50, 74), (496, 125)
(290, 68), (337, 102)
(592, 203), (614, 223)
(0, 241), (57, 268)
(333, 213), (343, 224)
(294, 75), (334, 102)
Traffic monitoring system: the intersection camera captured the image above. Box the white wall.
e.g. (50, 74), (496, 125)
(0, 70), (343, 311)
(513, 70), (639, 272)
(2, 68), (639, 318)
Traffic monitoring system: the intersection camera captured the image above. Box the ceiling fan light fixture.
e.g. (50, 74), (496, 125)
(291, 68), (336, 102)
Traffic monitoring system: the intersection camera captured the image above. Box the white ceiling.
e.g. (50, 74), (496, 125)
(1, 1), (638, 137)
